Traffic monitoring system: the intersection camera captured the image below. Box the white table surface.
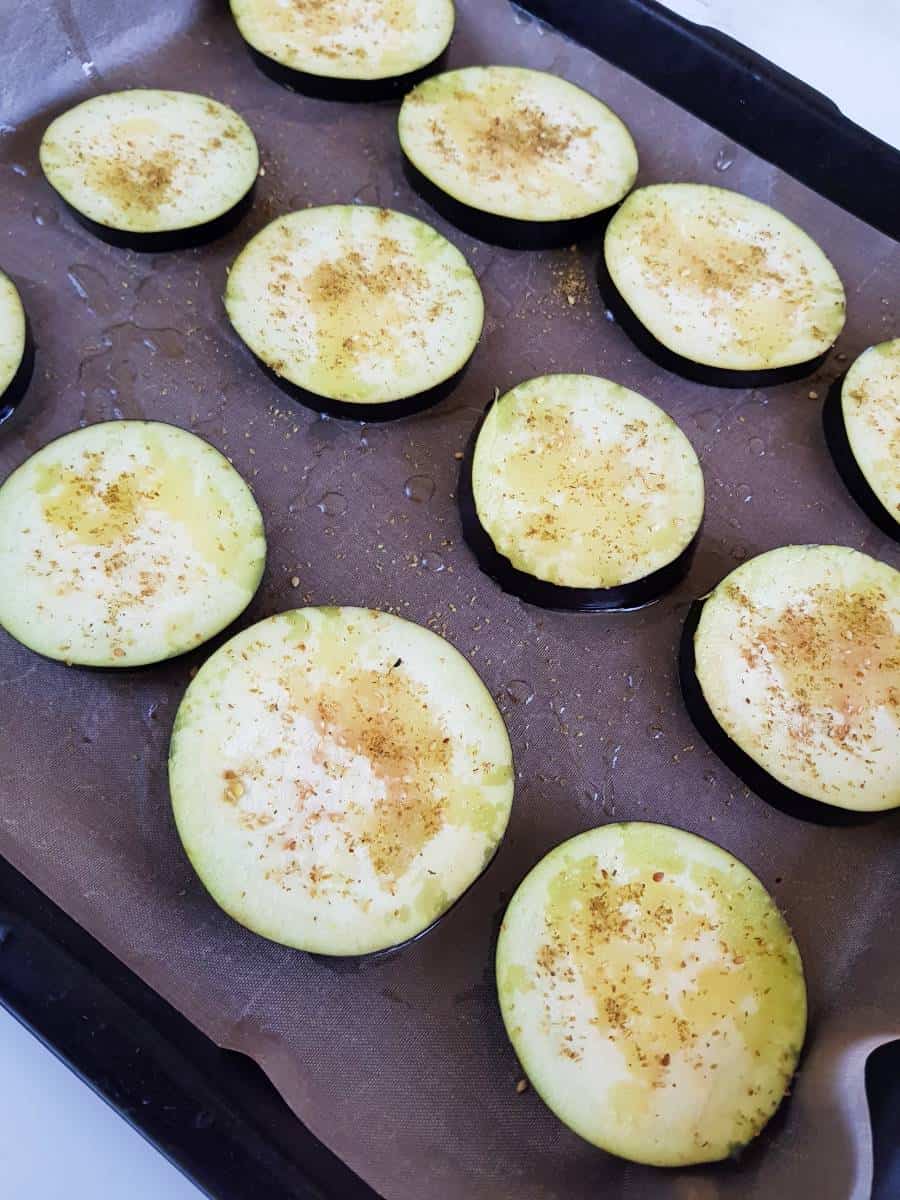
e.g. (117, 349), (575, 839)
(1, 4), (897, 1199)
(0, 1005), (202, 1199)
(664, 0), (899, 147)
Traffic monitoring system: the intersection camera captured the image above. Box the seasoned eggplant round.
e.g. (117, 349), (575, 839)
(602, 183), (846, 387)
(230, 0), (454, 100)
(399, 66), (638, 248)
(682, 545), (900, 820)
(0, 269), (33, 424)
(0, 421), (266, 667)
(823, 338), (899, 541)
(496, 822), (806, 1166)
(39, 90), (258, 250)
(169, 607), (514, 956)
(225, 205), (484, 418)
(461, 374), (703, 610)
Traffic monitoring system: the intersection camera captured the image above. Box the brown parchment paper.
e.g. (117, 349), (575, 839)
(1, 2), (898, 1197)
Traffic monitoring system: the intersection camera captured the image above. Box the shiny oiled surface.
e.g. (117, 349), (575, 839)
(472, 374), (703, 587)
(170, 607), (513, 954)
(40, 90), (259, 233)
(497, 823), (805, 1165)
(694, 546), (900, 809)
(399, 65), (638, 220)
(604, 184), (846, 370)
(225, 205), (483, 404)
(230, 0), (454, 80)
(0, 421), (265, 666)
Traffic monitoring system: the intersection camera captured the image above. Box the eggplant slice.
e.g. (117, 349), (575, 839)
(681, 545), (900, 822)
(225, 205), (484, 419)
(0, 269), (34, 426)
(0, 421), (266, 668)
(497, 822), (806, 1166)
(169, 607), (514, 956)
(230, 0), (454, 101)
(823, 339), (899, 541)
(398, 66), (638, 248)
(461, 374), (703, 610)
(602, 184), (846, 387)
(40, 90), (258, 251)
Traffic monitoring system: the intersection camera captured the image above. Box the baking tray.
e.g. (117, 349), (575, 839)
(0, 0), (898, 1198)
(5, 848), (895, 1200)
(3, 857), (897, 1200)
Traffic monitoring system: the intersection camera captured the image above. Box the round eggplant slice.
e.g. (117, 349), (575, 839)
(169, 607), (514, 956)
(398, 66), (638, 248)
(602, 183), (846, 387)
(823, 339), (899, 541)
(39, 90), (258, 250)
(0, 421), (266, 668)
(682, 545), (900, 821)
(230, 0), (454, 101)
(461, 374), (703, 610)
(0, 269), (34, 426)
(496, 822), (806, 1167)
(225, 205), (483, 419)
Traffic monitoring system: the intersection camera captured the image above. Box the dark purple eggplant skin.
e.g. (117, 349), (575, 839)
(402, 153), (612, 250)
(250, 353), (473, 422)
(246, 45), (449, 103)
(596, 251), (831, 389)
(458, 398), (701, 612)
(822, 375), (899, 543)
(0, 319), (35, 429)
(52, 181), (256, 252)
(679, 598), (882, 826)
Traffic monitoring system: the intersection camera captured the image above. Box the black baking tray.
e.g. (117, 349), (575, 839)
(1, 1), (898, 1197)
